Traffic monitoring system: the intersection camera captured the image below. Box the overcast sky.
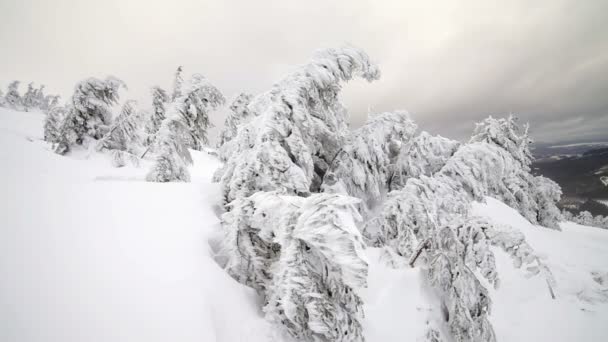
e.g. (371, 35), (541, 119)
(1, 0), (607, 143)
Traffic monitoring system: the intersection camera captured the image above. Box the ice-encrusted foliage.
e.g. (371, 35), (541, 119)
(44, 106), (68, 144)
(390, 132), (460, 191)
(145, 86), (169, 145)
(146, 116), (193, 182)
(170, 74), (224, 150)
(221, 192), (291, 292)
(321, 111), (417, 218)
(221, 192), (368, 342)
(217, 93), (254, 161)
(216, 47), (381, 204)
(97, 100), (142, 153)
(378, 141), (556, 342)
(54, 76), (125, 154)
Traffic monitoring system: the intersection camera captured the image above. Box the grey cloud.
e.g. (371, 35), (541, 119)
(0, 0), (606, 143)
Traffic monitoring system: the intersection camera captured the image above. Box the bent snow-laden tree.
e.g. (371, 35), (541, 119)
(217, 93), (254, 162)
(389, 132), (460, 191)
(216, 46), (381, 204)
(54, 76), (125, 154)
(221, 192), (368, 342)
(321, 111), (417, 218)
(172, 74), (225, 150)
(97, 100), (144, 166)
(377, 140), (557, 342)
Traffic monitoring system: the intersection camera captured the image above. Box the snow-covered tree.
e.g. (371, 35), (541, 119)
(321, 111), (417, 218)
(22, 83), (37, 111)
(217, 93), (254, 161)
(54, 76), (125, 154)
(43, 106), (68, 143)
(470, 115), (532, 168)
(97, 100), (142, 154)
(145, 86), (169, 145)
(5, 81), (22, 110)
(468, 115), (562, 229)
(221, 192), (368, 342)
(0, 89), (5, 107)
(389, 132), (460, 191)
(376, 141), (556, 342)
(532, 176), (562, 229)
(146, 115), (193, 182)
(170, 74), (224, 150)
(577, 211), (595, 226)
(43, 94), (61, 112)
(171, 66), (184, 101)
(216, 46), (381, 204)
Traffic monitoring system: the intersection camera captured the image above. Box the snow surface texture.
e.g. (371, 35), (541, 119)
(1, 108), (608, 341)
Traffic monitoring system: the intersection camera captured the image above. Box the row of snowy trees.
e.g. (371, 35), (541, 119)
(563, 210), (608, 229)
(41, 66), (229, 180)
(0, 81), (60, 112)
(210, 47), (564, 342)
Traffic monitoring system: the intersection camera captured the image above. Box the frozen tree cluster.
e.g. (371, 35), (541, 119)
(563, 210), (608, 229)
(0, 80), (60, 112)
(25, 45), (571, 342)
(209, 46), (567, 342)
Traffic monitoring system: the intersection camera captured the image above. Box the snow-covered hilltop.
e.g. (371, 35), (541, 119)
(1, 47), (608, 342)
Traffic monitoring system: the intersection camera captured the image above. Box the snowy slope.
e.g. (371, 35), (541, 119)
(1, 108), (607, 342)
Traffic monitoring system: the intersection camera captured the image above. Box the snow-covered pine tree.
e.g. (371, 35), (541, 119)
(221, 191), (368, 342)
(22, 82), (37, 111)
(146, 115), (193, 182)
(97, 100), (141, 154)
(217, 93), (254, 161)
(5, 81), (22, 110)
(469, 115), (562, 229)
(321, 111), (417, 218)
(144, 86), (169, 147)
(390, 132), (460, 191)
(216, 46), (381, 204)
(170, 74), (224, 150)
(54, 76), (125, 154)
(532, 176), (562, 229)
(43, 106), (68, 144)
(43, 95), (61, 112)
(171, 66), (184, 101)
(34, 85), (46, 111)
